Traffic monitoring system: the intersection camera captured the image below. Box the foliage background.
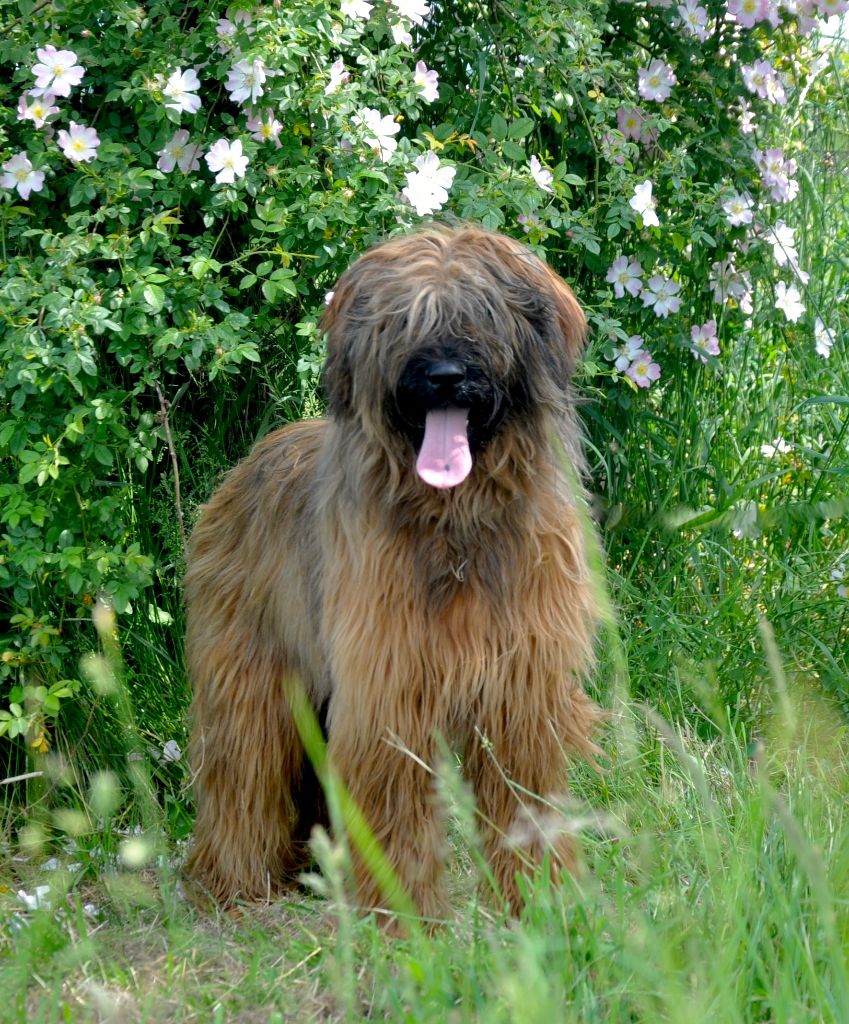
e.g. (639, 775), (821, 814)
(0, 0), (846, 824)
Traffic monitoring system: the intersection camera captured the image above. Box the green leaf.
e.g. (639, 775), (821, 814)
(490, 113), (508, 141)
(147, 604), (174, 625)
(0, 421), (15, 449)
(19, 462), (41, 485)
(153, 328), (182, 355)
(508, 117), (536, 139)
(94, 445), (114, 467)
(143, 284), (165, 312)
(501, 140), (527, 162)
(190, 257), (223, 280)
(78, 350), (98, 376)
(800, 395), (849, 407)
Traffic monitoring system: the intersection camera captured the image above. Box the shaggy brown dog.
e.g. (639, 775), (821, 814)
(184, 225), (601, 918)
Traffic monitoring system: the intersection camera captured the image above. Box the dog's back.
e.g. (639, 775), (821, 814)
(186, 418), (331, 697)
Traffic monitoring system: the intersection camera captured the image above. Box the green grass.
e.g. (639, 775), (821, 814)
(2, 682), (848, 1022)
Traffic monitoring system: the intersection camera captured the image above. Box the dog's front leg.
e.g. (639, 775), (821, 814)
(466, 683), (600, 912)
(326, 703), (448, 925)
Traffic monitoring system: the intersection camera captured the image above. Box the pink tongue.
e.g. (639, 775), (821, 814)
(416, 408), (473, 489)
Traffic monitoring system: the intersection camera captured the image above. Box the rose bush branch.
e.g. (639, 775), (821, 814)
(0, 0), (844, 747)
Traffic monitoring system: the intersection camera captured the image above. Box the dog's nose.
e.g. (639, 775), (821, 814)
(426, 360), (466, 387)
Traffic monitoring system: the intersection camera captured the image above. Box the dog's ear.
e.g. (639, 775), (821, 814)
(320, 240), (405, 415)
(535, 260), (588, 380)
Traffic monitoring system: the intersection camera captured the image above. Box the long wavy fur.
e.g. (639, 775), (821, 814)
(184, 224), (602, 917)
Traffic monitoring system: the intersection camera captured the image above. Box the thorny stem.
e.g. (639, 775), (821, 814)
(155, 382), (188, 555)
(4, 0), (53, 31)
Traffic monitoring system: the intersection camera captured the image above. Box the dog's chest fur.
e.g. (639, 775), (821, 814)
(319, 487), (595, 745)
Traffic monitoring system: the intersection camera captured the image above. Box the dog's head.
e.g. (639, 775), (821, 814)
(321, 225), (587, 489)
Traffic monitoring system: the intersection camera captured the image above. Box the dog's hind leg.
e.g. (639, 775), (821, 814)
(182, 423), (331, 905)
(185, 641), (313, 904)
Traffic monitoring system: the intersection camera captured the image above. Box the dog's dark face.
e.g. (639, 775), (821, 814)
(390, 339), (519, 454)
(321, 226), (587, 489)
(388, 336), (523, 487)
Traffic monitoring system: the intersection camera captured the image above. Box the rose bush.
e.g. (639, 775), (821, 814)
(0, 0), (844, 749)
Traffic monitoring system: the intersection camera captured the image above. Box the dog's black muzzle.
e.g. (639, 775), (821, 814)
(390, 351), (508, 454)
